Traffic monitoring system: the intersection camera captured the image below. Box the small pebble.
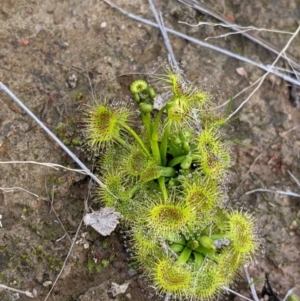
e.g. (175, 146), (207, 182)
(289, 220), (298, 230)
(264, 295), (269, 301)
(100, 22), (107, 28)
(43, 281), (52, 287)
(21, 38), (29, 46)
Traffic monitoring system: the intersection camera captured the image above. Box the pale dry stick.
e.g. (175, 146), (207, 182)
(102, 0), (300, 87)
(222, 286), (254, 301)
(288, 170), (300, 188)
(43, 218), (84, 301)
(210, 75), (265, 111)
(266, 64), (299, 75)
(42, 180), (93, 300)
(44, 183), (72, 243)
(281, 53), (300, 80)
(0, 284), (36, 298)
(243, 265), (260, 301)
(148, 0), (179, 71)
(0, 160), (103, 186)
(0, 161), (119, 202)
(226, 24), (300, 122)
(282, 288), (295, 301)
(245, 188), (300, 198)
(177, 0), (300, 70)
(0, 186), (39, 198)
(0, 82), (104, 188)
(179, 21), (293, 41)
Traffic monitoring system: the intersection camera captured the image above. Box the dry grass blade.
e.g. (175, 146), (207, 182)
(148, 0), (179, 70)
(45, 184), (72, 243)
(226, 24), (300, 121)
(0, 82), (104, 188)
(0, 284), (37, 298)
(222, 286), (254, 301)
(244, 265), (260, 301)
(179, 21), (293, 41)
(178, 0), (300, 70)
(245, 188), (300, 198)
(0, 186), (39, 198)
(43, 218), (84, 301)
(288, 170), (300, 188)
(102, 1), (300, 87)
(0, 160), (100, 180)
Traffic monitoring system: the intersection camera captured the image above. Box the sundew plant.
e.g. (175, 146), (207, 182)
(83, 64), (258, 300)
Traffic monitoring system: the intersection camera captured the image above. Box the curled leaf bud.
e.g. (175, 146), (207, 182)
(182, 130), (192, 141)
(132, 92), (140, 103)
(187, 240), (199, 250)
(130, 79), (148, 94)
(180, 155), (193, 170)
(139, 102), (153, 114)
(199, 235), (215, 250)
(177, 246), (192, 265)
(147, 86), (157, 99)
(169, 242), (185, 253)
(193, 252), (204, 270)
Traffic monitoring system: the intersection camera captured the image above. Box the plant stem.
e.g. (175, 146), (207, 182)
(114, 136), (129, 148)
(167, 155), (186, 167)
(160, 122), (170, 166)
(177, 246), (192, 265)
(158, 176), (168, 201)
(159, 166), (176, 177)
(147, 108), (166, 165)
(193, 252), (204, 270)
(141, 112), (153, 138)
(122, 124), (150, 156)
(150, 139), (161, 165)
(152, 106), (166, 141)
(123, 184), (141, 199)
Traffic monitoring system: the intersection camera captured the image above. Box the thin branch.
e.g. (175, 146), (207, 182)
(0, 161), (121, 201)
(0, 284), (36, 298)
(148, 0), (179, 71)
(245, 188), (300, 198)
(179, 21), (293, 41)
(177, 0), (300, 70)
(210, 75), (265, 111)
(282, 288), (295, 301)
(288, 170), (300, 188)
(102, 0), (300, 87)
(0, 186), (39, 198)
(0, 82), (104, 188)
(43, 218), (83, 301)
(0, 161), (102, 185)
(222, 286), (254, 301)
(45, 183), (72, 243)
(226, 24), (300, 121)
(244, 265), (260, 301)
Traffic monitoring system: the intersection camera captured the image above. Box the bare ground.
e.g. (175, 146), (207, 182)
(0, 1), (300, 301)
